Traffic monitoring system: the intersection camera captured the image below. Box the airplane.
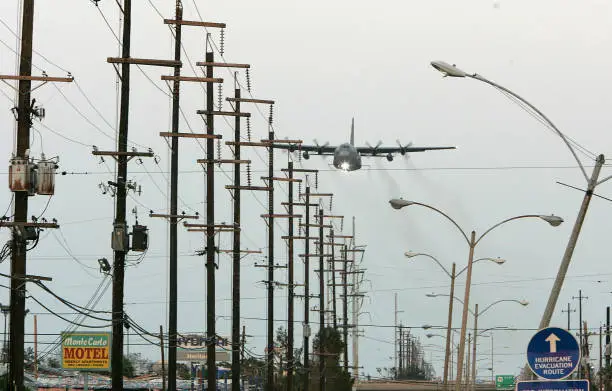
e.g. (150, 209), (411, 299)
(273, 118), (456, 171)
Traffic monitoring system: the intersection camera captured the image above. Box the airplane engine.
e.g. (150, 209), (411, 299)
(386, 153), (394, 162)
(302, 151), (310, 160)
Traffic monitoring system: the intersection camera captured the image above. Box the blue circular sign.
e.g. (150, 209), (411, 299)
(527, 327), (580, 380)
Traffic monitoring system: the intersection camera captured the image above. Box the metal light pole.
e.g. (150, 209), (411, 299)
(406, 253), (505, 387)
(430, 62), (611, 375)
(471, 301), (528, 391)
(390, 198), (563, 391)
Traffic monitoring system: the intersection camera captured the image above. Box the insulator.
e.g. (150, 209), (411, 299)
(298, 217), (303, 235)
(246, 163), (252, 186)
(329, 194), (333, 212)
(297, 181), (302, 198)
(216, 139), (222, 166)
(246, 117), (252, 141)
(246, 68), (252, 93)
(219, 28), (225, 56)
(217, 84), (223, 110)
(268, 104), (273, 126)
(340, 218), (344, 232)
(315, 172), (319, 190)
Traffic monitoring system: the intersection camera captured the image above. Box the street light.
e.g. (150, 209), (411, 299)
(471, 300), (528, 391)
(405, 252), (505, 387)
(389, 199), (562, 391)
(430, 61), (610, 362)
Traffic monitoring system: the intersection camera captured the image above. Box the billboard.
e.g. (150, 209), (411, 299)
(61, 332), (111, 371)
(176, 334), (230, 363)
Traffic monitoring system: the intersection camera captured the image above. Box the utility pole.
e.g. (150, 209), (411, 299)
(287, 161), (296, 391)
(8, 2), (35, 385)
(266, 129), (275, 391)
(160, 325), (166, 391)
(573, 290), (588, 378)
(167, 5), (182, 390)
(205, 52), (217, 391)
(303, 185), (312, 391)
(398, 325), (403, 379)
(606, 306), (610, 368)
(342, 244), (349, 374)
(8, 0), (34, 391)
(394, 293), (398, 376)
(231, 86), (242, 391)
(351, 217), (360, 382)
(318, 207), (326, 391)
(562, 303), (576, 331)
(6, 1), (70, 387)
(330, 229), (338, 330)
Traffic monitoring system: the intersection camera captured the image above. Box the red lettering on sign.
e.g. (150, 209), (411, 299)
(64, 348), (75, 359)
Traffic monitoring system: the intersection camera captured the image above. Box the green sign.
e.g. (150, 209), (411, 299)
(496, 375), (515, 390)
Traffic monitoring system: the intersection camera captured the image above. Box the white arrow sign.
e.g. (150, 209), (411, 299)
(545, 333), (561, 353)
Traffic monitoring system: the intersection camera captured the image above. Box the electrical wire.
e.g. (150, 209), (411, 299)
(28, 295), (112, 329)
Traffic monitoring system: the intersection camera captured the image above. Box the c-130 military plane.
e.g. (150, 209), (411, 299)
(274, 118), (456, 171)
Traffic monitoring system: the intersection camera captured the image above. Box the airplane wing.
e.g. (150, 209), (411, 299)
(271, 143), (337, 155)
(355, 145), (455, 155)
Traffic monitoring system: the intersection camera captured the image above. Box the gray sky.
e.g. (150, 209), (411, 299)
(1, 0), (612, 380)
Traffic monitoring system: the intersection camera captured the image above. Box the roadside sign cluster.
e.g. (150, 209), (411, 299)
(517, 327), (588, 391)
(496, 374), (516, 390)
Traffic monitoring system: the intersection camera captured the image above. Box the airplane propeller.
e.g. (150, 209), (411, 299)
(396, 140), (413, 156)
(366, 140), (382, 156)
(313, 139), (329, 155)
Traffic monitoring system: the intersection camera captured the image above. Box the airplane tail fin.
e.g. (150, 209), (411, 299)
(350, 117), (355, 146)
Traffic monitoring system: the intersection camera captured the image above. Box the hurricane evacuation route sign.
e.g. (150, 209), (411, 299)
(526, 327), (579, 380)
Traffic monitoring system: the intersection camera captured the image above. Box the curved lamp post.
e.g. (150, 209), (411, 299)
(390, 198), (562, 391)
(405, 252), (505, 387)
(430, 61), (610, 349)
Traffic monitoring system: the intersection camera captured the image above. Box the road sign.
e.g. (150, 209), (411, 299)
(496, 375), (516, 390)
(527, 327), (580, 380)
(516, 380), (589, 391)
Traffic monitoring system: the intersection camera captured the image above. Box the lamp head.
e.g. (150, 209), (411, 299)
(492, 257), (506, 265)
(389, 199), (414, 210)
(430, 61), (468, 78)
(422, 324), (433, 330)
(539, 214), (564, 227)
(425, 293), (438, 298)
(404, 251), (419, 258)
(425, 333), (435, 338)
(519, 300), (529, 306)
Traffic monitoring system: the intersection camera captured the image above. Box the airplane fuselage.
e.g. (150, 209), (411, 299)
(332, 143), (362, 171)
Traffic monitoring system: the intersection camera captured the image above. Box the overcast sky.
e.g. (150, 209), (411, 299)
(1, 0), (612, 381)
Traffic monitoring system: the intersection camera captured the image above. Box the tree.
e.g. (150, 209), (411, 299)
(176, 363), (190, 379)
(123, 355), (135, 378)
(46, 356), (60, 368)
(310, 327), (353, 391)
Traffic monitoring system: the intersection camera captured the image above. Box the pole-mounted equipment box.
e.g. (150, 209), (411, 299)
(131, 225), (148, 252)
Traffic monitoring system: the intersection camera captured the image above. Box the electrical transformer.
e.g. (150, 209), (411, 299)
(131, 224), (149, 252)
(8, 158), (29, 192)
(36, 159), (57, 195)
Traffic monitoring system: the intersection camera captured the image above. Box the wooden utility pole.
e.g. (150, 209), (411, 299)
(303, 185), (312, 391)
(330, 230), (337, 330)
(318, 208), (326, 391)
(160, 325), (166, 391)
(266, 129), (275, 391)
(5, 1), (71, 388)
(231, 86), (242, 391)
(9, 5), (34, 389)
(205, 52), (217, 391)
(342, 245), (349, 373)
(167, 5), (182, 390)
(287, 162), (295, 391)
